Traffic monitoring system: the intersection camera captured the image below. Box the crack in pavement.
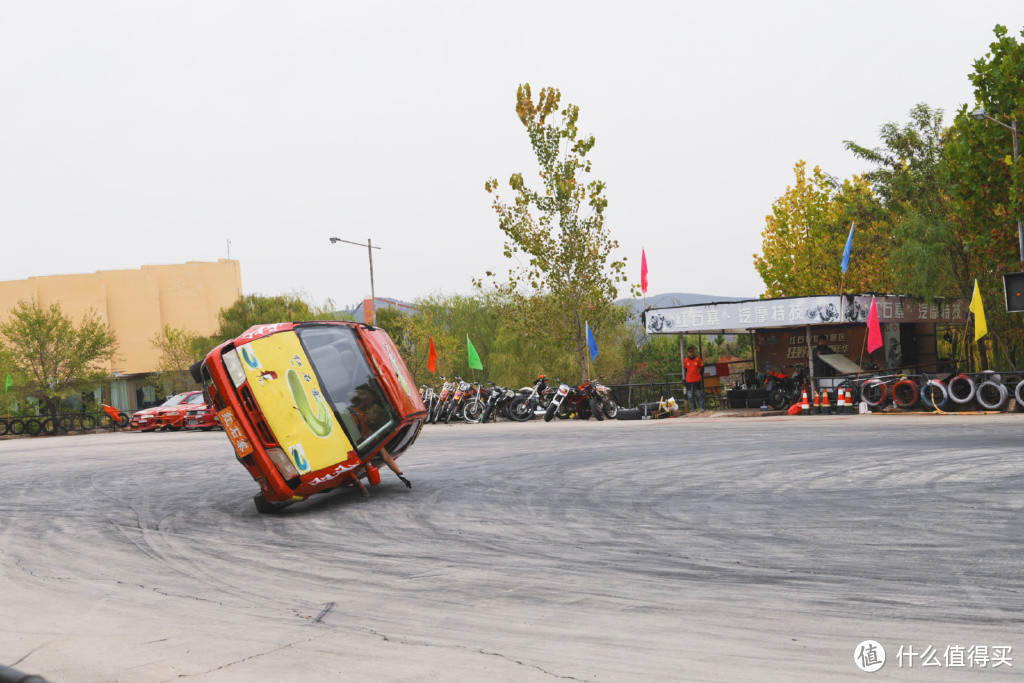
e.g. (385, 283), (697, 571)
(161, 632), (332, 682)
(357, 625), (589, 680)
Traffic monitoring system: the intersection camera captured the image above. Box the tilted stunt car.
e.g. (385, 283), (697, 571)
(193, 321), (427, 513)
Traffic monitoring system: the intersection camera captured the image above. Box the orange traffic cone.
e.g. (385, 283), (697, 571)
(837, 387), (846, 414)
(813, 392), (821, 415)
(800, 389), (810, 415)
(822, 388), (831, 415)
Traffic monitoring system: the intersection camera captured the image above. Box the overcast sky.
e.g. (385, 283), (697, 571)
(2, 2), (1021, 310)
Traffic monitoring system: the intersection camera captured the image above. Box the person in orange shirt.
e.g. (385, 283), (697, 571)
(683, 346), (705, 412)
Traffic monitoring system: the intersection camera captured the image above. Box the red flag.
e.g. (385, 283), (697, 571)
(866, 296), (883, 353)
(640, 249), (649, 294)
(427, 336), (437, 373)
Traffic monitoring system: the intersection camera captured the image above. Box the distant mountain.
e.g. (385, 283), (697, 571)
(616, 292), (753, 317)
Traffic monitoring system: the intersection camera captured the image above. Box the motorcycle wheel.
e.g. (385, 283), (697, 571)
(544, 402), (557, 422)
(769, 388), (791, 411)
(480, 405), (494, 424)
(590, 398), (604, 421)
(443, 402), (458, 424)
(602, 398), (619, 419)
(464, 402), (483, 423)
(508, 396), (534, 422)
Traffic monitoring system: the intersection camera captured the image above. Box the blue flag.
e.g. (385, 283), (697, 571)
(586, 322), (599, 361)
(841, 222), (855, 274)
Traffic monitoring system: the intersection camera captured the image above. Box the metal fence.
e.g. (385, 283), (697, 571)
(605, 382), (692, 409)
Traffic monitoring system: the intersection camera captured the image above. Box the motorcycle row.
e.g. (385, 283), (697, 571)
(420, 375), (620, 424)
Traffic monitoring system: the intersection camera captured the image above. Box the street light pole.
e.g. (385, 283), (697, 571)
(972, 107), (1023, 270)
(329, 237), (382, 324)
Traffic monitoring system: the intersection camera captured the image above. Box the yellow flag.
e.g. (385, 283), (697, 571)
(969, 279), (987, 341)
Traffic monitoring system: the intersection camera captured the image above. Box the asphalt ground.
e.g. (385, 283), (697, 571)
(0, 413), (1022, 681)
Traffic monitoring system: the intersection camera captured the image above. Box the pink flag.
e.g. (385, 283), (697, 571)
(640, 249), (649, 294)
(866, 296), (883, 353)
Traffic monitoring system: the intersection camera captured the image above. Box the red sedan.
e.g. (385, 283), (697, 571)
(129, 391), (204, 431)
(184, 399), (220, 431)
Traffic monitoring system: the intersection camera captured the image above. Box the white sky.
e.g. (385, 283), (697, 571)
(2, 2), (1021, 309)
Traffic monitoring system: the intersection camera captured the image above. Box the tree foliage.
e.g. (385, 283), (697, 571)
(754, 161), (895, 297)
(0, 300), (118, 415)
(215, 293), (340, 340)
(755, 25), (1024, 368)
(483, 84), (631, 380)
(150, 325), (208, 394)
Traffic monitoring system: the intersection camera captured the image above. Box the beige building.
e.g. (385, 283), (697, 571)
(0, 260), (241, 409)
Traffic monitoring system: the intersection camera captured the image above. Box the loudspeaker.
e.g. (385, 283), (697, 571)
(1004, 272), (1024, 313)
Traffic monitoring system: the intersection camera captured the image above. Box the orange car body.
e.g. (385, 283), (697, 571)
(196, 321), (426, 510)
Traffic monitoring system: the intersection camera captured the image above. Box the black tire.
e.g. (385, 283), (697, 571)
(976, 380), (1008, 410)
(948, 375), (976, 404)
(544, 402), (557, 422)
(891, 379), (919, 409)
(616, 407), (643, 420)
(79, 415), (97, 431)
(116, 413), (129, 428)
(23, 418), (42, 437)
(508, 396), (534, 422)
(41, 417), (58, 436)
(0, 419), (7, 436)
(1016, 379), (1024, 408)
(768, 388), (791, 411)
(920, 381), (949, 410)
(9, 419), (24, 436)
(253, 494), (289, 514)
(602, 398), (619, 419)
(480, 405), (494, 424)
(590, 397), (604, 421)
(189, 361), (204, 384)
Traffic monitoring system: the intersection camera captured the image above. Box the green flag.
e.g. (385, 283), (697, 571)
(466, 335), (483, 370)
(4, 373), (10, 392)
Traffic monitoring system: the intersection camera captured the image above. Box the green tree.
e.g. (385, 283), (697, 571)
(150, 325), (208, 394)
(754, 161), (896, 297)
(0, 300), (118, 416)
(215, 293), (339, 340)
(483, 84), (632, 380)
(844, 103), (971, 301)
(944, 24), (1024, 367)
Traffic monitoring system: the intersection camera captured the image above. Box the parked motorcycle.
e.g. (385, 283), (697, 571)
(508, 375), (550, 422)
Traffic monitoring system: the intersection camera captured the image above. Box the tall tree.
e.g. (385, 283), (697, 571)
(0, 300), (118, 416)
(944, 24), (1024, 366)
(483, 84), (631, 380)
(844, 103), (970, 301)
(754, 161), (895, 297)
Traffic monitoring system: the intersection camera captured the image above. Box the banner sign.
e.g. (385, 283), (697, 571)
(645, 295), (970, 334)
(645, 296), (840, 334)
(844, 295), (969, 324)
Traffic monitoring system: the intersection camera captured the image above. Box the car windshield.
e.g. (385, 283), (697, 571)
(186, 393), (205, 404)
(161, 394), (188, 407)
(297, 325), (396, 453)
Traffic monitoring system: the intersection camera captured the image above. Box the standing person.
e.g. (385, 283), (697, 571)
(811, 334), (836, 378)
(683, 346), (705, 412)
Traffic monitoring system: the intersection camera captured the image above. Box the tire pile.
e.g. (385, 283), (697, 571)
(0, 412), (120, 438)
(860, 372), (1023, 412)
